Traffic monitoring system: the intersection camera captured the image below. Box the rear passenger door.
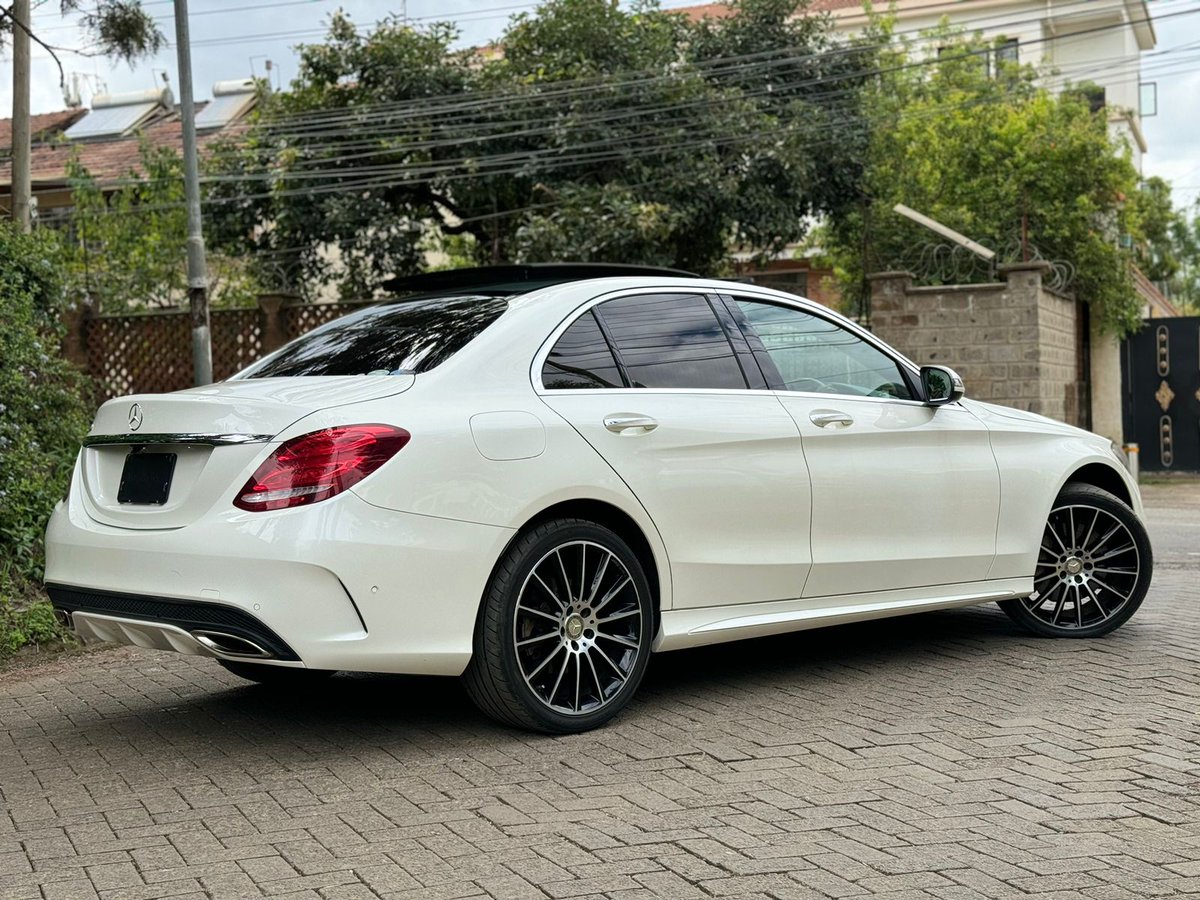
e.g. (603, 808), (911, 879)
(537, 291), (812, 610)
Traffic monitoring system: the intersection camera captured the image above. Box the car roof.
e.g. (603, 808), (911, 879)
(505, 275), (816, 313)
(380, 264), (699, 297)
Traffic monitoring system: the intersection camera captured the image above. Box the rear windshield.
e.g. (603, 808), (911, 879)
(235, 295), (509, 378)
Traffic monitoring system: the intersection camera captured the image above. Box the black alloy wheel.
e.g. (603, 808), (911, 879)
(463, 518), (653, 733)
(1000, 484), (1152, 638)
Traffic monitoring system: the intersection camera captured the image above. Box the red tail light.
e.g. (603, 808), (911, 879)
(234, 424), (410, 512)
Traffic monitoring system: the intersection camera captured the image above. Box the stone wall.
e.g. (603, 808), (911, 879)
(869, 262), (1085, 427)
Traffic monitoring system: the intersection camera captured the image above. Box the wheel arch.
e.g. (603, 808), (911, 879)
(1061, 461), (1133, 507)
(481, 498), (667, 633)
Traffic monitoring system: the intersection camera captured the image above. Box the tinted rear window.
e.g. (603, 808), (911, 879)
(596, 293), (747, 390)
(542, 310), (624, 389)
(236, 296), (509, 378)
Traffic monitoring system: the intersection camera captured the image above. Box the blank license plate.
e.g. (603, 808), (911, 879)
(117, 452), (177, 505)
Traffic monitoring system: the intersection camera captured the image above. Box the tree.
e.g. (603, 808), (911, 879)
(205, 0), (875, 298)
(4, 0), (163, 231)
(1166, 206), (1200, 313)
(1129, 176), (1200, 312)
(825, 20), (1145, 335)
(1131, 176), (1181, 284)
(0, 0), (163, 76)
(0, 222), (90, 589)
(61, 141), (258, 312)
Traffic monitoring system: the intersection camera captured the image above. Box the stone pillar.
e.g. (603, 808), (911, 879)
(1089, 315), (1123, 444)
(995, 260), (1050, 302)
(257, 292), (296, 353)
(866, 271), (914, 324)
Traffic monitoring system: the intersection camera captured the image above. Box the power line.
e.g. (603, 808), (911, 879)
(228, 1), (1191, 137)
(69, 44), (1200, 220)
(169, 9), (1200, 177)
(78, 40), (1200, 208)
(44, 2), (1195, 221)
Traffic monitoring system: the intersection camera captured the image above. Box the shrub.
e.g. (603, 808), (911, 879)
(0, 222), (91, 653)
(0, 585), (68, 658)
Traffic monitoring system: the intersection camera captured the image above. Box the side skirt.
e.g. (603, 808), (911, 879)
(654, 577), (1031, 652)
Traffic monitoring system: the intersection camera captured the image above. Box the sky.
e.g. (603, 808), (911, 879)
(1140, 8), (1200, 210)
(3, 0), (1199, 210)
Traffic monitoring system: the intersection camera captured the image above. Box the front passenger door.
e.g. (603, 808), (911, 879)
(730, 297), (1000, 598)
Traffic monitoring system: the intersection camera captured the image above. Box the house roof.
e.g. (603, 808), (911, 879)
(0, 82), (256, 193)
(1133, 266), (1181, 318)
(0, 108), (85, 150)
(0, 106), (244, 190)
(670, 0), (859, 20)
(670, 2), (737, 21)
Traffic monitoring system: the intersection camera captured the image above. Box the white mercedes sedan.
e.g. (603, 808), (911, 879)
(46, 265), (1152, 733)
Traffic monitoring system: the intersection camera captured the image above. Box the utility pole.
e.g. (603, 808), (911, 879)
(173, 0), (213, 385)
(11, 0), (32, 232)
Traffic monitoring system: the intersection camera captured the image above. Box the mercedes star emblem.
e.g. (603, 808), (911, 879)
(128, 402), (144, 431)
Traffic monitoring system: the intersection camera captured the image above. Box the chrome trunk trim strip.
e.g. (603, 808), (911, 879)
(82, 432), (273, 447)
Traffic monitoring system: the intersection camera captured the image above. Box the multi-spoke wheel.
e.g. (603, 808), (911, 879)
(1000, 484), (1152, 638)
(463, 518), (653, 732)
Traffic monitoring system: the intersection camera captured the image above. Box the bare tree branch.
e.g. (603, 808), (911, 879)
(0, 5), (66, 89)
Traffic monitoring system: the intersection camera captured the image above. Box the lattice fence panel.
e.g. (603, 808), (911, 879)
(84, 301), (371, 402)
(86, 313), (192, 404)
(284, 301), (370, 340)
(211, 307), (265, 380)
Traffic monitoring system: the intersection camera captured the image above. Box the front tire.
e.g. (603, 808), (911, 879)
(1000, 484), (1152, 638)
(463, 518), (654, 733)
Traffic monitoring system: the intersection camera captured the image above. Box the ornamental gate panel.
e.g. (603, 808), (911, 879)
(1121, 316), (1200, 471)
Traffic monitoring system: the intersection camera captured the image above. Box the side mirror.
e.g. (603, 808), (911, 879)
(920, 365), (965, 406)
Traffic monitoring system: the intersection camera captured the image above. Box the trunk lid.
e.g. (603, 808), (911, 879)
(79, 376), (413, 529)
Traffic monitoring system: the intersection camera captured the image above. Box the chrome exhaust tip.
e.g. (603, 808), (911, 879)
(53, 608), (74, 630)
(191, 631), (273, 659)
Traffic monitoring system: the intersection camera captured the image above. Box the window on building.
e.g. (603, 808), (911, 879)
(994, 38), (1019, 69)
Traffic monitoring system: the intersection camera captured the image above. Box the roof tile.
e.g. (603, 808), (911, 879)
(0, 103), (240, 188)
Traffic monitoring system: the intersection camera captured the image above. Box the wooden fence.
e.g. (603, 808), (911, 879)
(65, 295), (374, 403)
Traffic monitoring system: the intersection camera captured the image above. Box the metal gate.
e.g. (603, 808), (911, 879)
(1121, 316), (1200, 471)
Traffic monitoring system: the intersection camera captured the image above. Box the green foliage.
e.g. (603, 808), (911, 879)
(826, 20), (1144, 335)
(205, 0), (874, 296)
(61, 140), (259, 312)
(1166, 206), (1200, 314)
(0, 595), (68, 658)
(1130, 178), (1200, 312)
(1131, 177), (1180, 283)
(0, 223), (90, 599)
(2, 1), (163, 65)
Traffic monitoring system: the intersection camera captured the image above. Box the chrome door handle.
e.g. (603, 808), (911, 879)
(809, 410), (854, 428)
(604, 414), (658, 434)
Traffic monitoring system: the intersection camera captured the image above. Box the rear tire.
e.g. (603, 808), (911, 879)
(999, 484), (1152, 638)
(463, 518), (654, 733)
(217, 660), (336, 685)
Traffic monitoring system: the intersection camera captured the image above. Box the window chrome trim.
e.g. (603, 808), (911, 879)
(82, 433), (273, 448)
(532, 385), (964, 410)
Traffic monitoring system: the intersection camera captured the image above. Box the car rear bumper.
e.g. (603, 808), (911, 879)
(47, 585), (303, 663)
(44, 490), (516, 675)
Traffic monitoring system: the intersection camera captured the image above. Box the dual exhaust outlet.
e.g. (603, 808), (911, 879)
(192, 631), (273, 659)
